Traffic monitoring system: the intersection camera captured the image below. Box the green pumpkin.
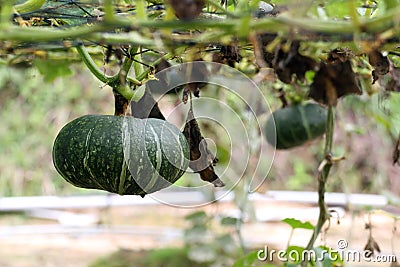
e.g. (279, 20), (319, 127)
(52, 115), (189, 196)
(265, 103), (327, 149)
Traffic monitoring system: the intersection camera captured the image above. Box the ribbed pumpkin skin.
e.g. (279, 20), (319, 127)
(52, 115), (189, 195)
(265, 103), (327, 149)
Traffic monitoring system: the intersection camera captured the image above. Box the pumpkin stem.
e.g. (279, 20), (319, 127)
(114, 91), (131, 116)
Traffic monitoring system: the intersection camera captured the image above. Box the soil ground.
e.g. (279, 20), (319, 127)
(0, 199), (398, 267)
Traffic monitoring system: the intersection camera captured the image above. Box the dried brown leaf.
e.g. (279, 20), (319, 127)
(309, 59), (361, 105)
(382, 65), (400, 92)
(368, 50), (390, 84)
(183, 105), (225, 187)
(328, 48), (354, 63)
(273, 41), (318, 84)
(213, 44), (241, 68)
(180, 62), (208, 103)
(372, 239), (381, 253)
(363, 236), (381, 257)
(168, 0), (205, 20)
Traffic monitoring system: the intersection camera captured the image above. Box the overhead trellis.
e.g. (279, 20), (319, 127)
(1, 0), (400, 48)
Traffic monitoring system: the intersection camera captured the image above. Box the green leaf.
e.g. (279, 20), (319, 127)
(305, 70), (316, 83)
(185, 211), (208, 221)
(315, 245), (344, 266)
(282, 218), (314, 230)
(183, 225), (208, 243)
(313, 246), (334, 267)
(215, 234), (237, 253)
(232, 251), (259, 267)
(131, 84), (146, 102)
(34, 58), (73, 82)
(135, 0), (147, 20)
(383, 0), (399, 10)
(286, 246), (305, 263)
(286, 159), (313, 190)
(14, 0), (46, 13)
(323, 0), (364, 19)
(220, 216), (240, 226)
(187, 244), (217, 263)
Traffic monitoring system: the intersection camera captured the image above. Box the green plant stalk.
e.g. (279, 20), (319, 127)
(0, 22), (153, 45)
(76, 44), (183, 101)
(13, 0), (45, 13)
(103, 0), (115, 22)
(206, 0), (235, 15)
(133, 48), (144, 78)
(231, 177), (249, 255)
(0, 3), (13, 28)
(77, 45), (141, 100)
(348, 0), (361, 29)
(135, 0), (147, 20)
(117, 45), (141, 85)
(0, 24), (106, 42)
(302, 105), (335, 266)
(237, 232), (246, 254)
(91, 32), (155, 46)
(135, 47), (186, 81)
(2, 7), (400, 44)
(252, 3), (400, 35)
(286, 228), (294, 249)
(113, 46), (143, 100)
(324, 105), (335, 154)
(348, 0), (362, 53)
(76, 45), (110, 84)
(137, 18), (238, 30)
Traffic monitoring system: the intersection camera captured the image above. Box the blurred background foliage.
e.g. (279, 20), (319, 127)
(1, 61), (400, 197)
(0, 63), (114, 196)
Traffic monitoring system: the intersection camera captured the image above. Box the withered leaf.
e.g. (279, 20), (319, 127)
(181, 61), (209, 103)
(368, 50), (390, 84)
(256, 33), (277, 67)
(182, 83), (201, 104)
(377, 62), (400, 92)
(216, 44), (242, 67)
(273, 41), (318, 84)
(364, 236), (381, 257)
(168, 0), (205, 20)
(328, 48), (354, 63)
(183, 104), (225, 187)
(130, 85), (165, 120)
(309, 59), (361, 106)
(155, 59), (171, 73)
